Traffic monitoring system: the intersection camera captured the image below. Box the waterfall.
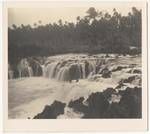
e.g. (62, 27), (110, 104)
(8, 70), (14, 79)
(9, 55), (111, 81)
(8, 63), (14, 79)
(43, 58), (107, 82)
(17, 58), (34, 78)
(45, 62), (59, 78)
(41, 65), (46, 77)
(56, 67), (70, 81)
(28, 66), (33, 77)
(81, 63), (86, 79)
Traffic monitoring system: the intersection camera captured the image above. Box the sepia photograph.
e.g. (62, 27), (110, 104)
(8, 4), (143, 119)
(3, 0), (148, 132)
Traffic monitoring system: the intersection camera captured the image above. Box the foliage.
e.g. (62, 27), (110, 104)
(8, 7), (141, 64)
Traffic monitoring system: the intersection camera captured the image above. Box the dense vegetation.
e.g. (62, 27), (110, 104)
(8, 7), (141, 64)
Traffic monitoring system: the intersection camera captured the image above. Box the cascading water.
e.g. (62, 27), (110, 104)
(43, 56), (108, 82)
(9, 54), (111, 81)
(17, 58), (34, 78)
(8, 63), (14, 79)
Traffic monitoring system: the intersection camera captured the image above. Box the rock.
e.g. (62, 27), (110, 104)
(109, 94), (122, 104)
(34, 100), (66, 119)
(103, 102), (129, 118)
(118, 87), (142, 118)
(120, 75), (141, 86)
(111, 65), (127, 72)
(83, 92), (109, 118)
(87, 74), (101, 81)
(69, 63), (81, 82)
(67, 87), (141, 118)
(98, 65), (107, 74)
(17, 58), (33, 77)
(127, 68), (141, 74)
(101, 68), (111, 78)
(97, 66), (111, 78)
(28, 58), (43, 76)
(102, 88), (116, 99)
(68, 97), (88, 113)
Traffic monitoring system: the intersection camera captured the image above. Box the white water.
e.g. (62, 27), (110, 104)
(42, 55), (107, 81)
(8, 54), (141, 119)
(10, 54), (111, 81)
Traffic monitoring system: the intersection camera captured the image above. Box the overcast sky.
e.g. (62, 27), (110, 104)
(8, 5), (141, 27)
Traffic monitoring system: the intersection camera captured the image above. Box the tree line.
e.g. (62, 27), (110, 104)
(8, 7), (141, 64)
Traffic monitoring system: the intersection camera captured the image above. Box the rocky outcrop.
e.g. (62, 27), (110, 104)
(69, 63), (81, 82)
(68, 87), (141, 118)
(34, 101), (66, 119)
(120, 75), (141, 86)
(127, 68), (141, 74)
(111, 65), (127, 72)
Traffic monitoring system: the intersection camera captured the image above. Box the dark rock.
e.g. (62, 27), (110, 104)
(118, 87), (142, 118)
(68, 87), (141, 118)
(120, 75), (141, 85)
(112, 66), (127, 72)
(68, 97), (88, 113)
(28, 58), (43, 76)
(83, 92), (109, 118)
(115, 82), (126, 89)
(69, 64), (81, 82)
(103, 102), (129, 118)
(85, 60), (90, 77)
(98, 66), (111, 78)
(34, 100), (66, 119)
(101, 68), (111, 78)
(127, 69), (141, 74)
(102, 88), (116, 99)
(98, 65), (107, 74)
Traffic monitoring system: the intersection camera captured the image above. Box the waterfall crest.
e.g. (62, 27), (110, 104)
(8, 54), (114, 81)
(43, 55), (110, 82)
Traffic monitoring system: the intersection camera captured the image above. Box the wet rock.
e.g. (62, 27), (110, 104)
(34, 100), (66, 119)
(111, 65), (127, 72)
(68, 97), (88, 113)
(69, 63), (81, 82)
(118, 87), (142, 118)
(87, 74), (101, 81)
(120, 75), (141, 86)
(109, 94), (122, 104)
(68, 87), (141, 118)
(101, 68), (111, 78)
(17, 58), (33, 77)
(127, 68), (141, 74)
(98, 66), (111, 78)
(103, 102), (130, 118)
(83, 92), (109, 118)
(28, 58), (43, 76)
(115, 82), (126, 90)
(102, 88), (116, 99)
(84, 60), (90, 77)
(97, 65), (107, 74)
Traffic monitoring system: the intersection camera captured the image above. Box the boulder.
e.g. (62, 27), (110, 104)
(68, 97), (88, 113)
(101, 68), (111, 78)
(111, 65), (127, 72)
(120, 75), (141, 86)
(69, 64), (81, 82)
(34, 101), (66, 119)
(127, 68), (141, 74)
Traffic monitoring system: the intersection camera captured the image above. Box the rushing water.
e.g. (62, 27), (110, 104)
(8, 54), (117, 81)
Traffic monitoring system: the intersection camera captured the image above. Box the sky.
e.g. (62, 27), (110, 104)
(8, 5), (141, 27)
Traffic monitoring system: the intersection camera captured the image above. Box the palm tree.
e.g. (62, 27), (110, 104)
(86, 7), (98, 21)
(38, 20), (42, 25)
(12, 24), (17, 30)
(33, 23), (37, 27)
